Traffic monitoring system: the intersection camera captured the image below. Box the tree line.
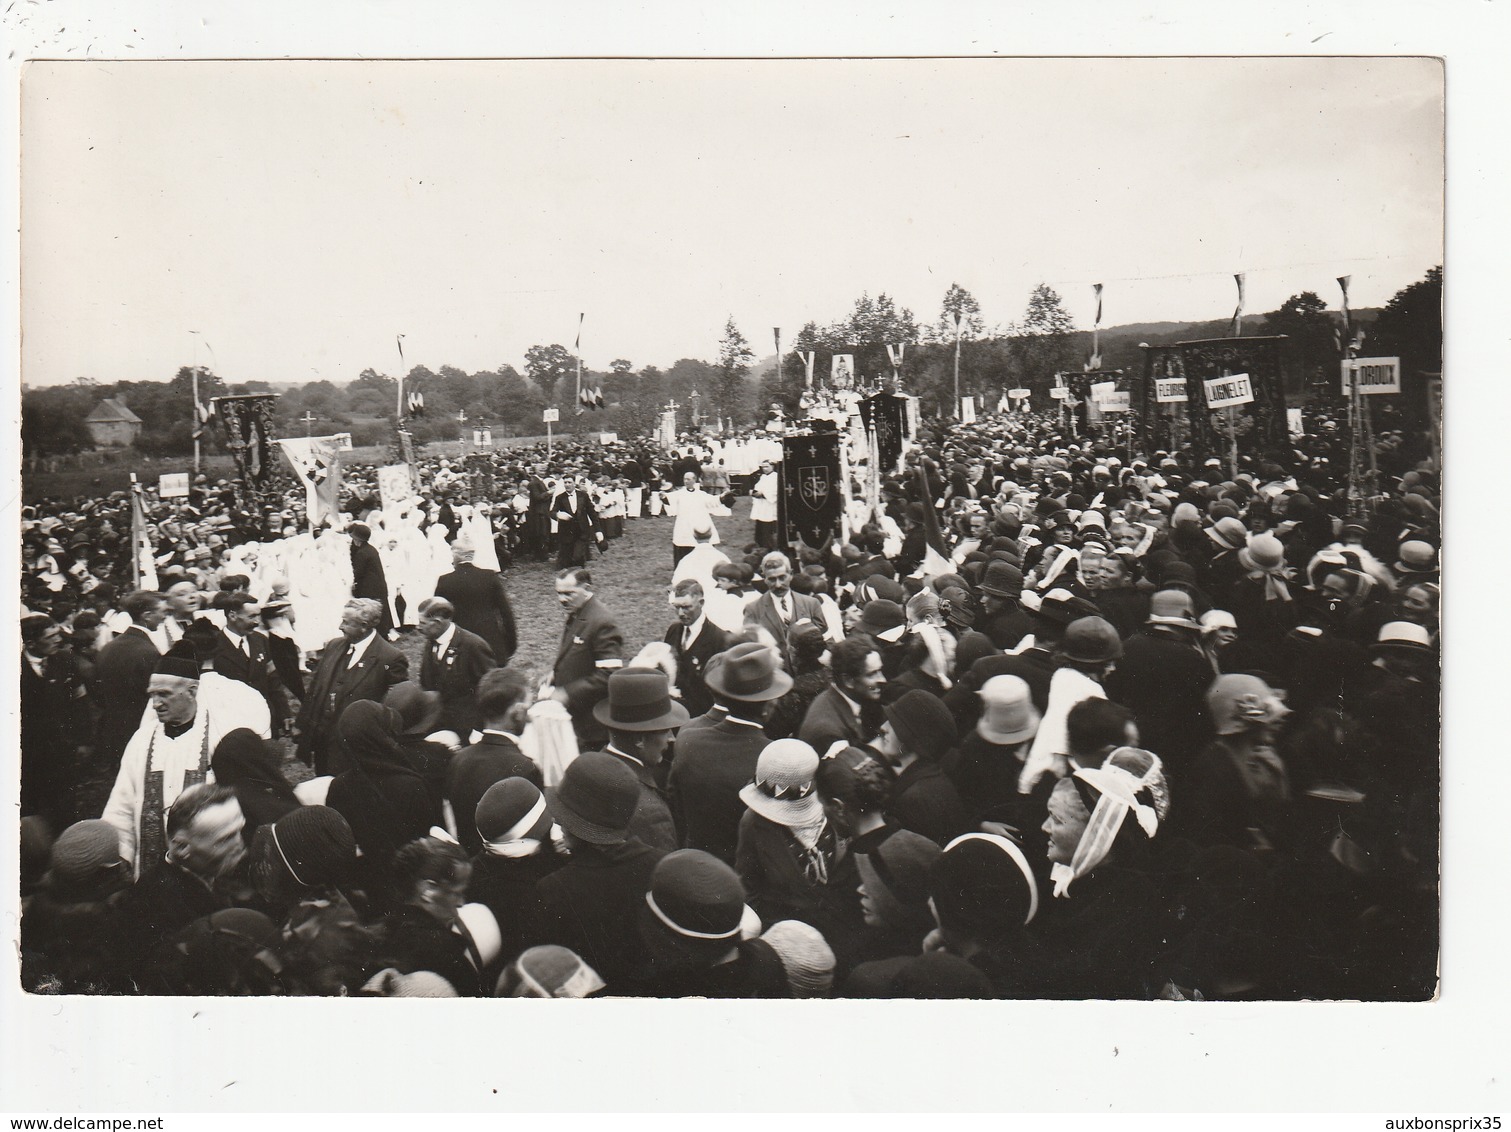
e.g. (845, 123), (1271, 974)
(20, 267), (1439, 457)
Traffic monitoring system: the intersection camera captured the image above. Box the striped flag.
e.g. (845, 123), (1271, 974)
(575, 313), (584, 351)
(1093, 283), (1103, 328)
(1232, 273), (1247, 336)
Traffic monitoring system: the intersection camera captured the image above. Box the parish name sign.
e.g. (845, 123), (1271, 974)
(1340, 357), (1401, 395)
(1203, 373), (1255, 409)
(1155, 378), (1188, 404)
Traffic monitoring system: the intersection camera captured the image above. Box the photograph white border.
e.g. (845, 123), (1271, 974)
(1, 0), (1505, 1114)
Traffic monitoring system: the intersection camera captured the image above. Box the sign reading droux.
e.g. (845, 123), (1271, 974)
(1203, 373), (1255, 409)
(1340, 357), (1401, 396)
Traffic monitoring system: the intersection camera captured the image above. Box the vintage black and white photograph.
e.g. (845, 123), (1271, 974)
(14, 55), (1445, 1000)
(3, 7), (1502, 1112)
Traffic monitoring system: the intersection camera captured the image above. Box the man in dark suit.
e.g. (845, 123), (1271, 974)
(944, 589), (1100, 731)
(20, 613), (90, 827)
(348, 523), (393, 636)
(534, 752), (666, 987)
(433, 540), (517, 665)
(526, 463), (553, 560)
(1103, 589), (1215, 786)
(743, 551), (825, 672)
(211, 592), (292, 735)
(548, 567), (623, 750)
(92, 589), (168, 767)
(293, 597), (409, 775)
(551, 474), (602, 569)
(416, 594), (497, 740)
(667, 641), (791, 865)
(444, 669), (542, 855)
(799, 636), (888, 752)
(663, 578), (732, 720)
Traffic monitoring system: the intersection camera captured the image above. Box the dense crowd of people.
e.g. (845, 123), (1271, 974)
(18, 405), (1440, 999)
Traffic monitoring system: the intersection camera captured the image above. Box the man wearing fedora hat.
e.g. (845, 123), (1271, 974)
(1105, 588), (1215, 783)
(668, 641), (793, 866)
(594, 668), (690, 853)
(536, 752), (669, 985)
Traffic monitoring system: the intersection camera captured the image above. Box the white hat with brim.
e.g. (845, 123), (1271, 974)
(739, 738), (824, 827)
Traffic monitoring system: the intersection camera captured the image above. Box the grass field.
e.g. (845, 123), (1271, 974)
(401, 500), (759, 685)
(283, 500), (757, 785)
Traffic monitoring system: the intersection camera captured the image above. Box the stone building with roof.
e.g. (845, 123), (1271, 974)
(84, 398), (143, 447)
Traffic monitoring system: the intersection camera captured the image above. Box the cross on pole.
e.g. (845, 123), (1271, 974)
(300, 411), (317, 436)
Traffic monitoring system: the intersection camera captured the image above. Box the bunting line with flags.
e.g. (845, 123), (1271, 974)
(1232, 273), (1247, 336)
(277, 435), (343, 529)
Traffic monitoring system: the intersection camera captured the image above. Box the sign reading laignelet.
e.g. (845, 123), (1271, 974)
(778, 430), (843, 548)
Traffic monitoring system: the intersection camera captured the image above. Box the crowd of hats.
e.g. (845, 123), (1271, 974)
(18, 400), (1440, 1000)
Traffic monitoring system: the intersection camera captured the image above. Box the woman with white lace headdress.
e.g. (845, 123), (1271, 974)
(1033, 746), (1169, 998)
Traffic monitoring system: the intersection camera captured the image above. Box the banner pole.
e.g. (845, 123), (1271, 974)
(1228, 405), (1239, 478)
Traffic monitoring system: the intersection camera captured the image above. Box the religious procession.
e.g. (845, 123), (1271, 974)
(18, 315), (1441, 1002)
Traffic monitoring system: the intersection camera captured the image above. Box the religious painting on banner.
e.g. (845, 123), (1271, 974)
(377, 464), (412, 512)
(213, 394), (279, 485)
(859, 393), (908, 472)
(778, 431), (842, 548)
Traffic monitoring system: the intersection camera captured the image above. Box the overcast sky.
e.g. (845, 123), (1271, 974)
(20, 56), (1442, 387)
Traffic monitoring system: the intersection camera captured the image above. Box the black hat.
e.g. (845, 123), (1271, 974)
(593, 668), (692, 730)
(884, 690), (958, 762)
(267, 806), (356, 888)
(384, 682), (443, 737)
(153, 640), (201, 680)
(546, 752), (641, 846)
(979, 561), (1024, 599)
